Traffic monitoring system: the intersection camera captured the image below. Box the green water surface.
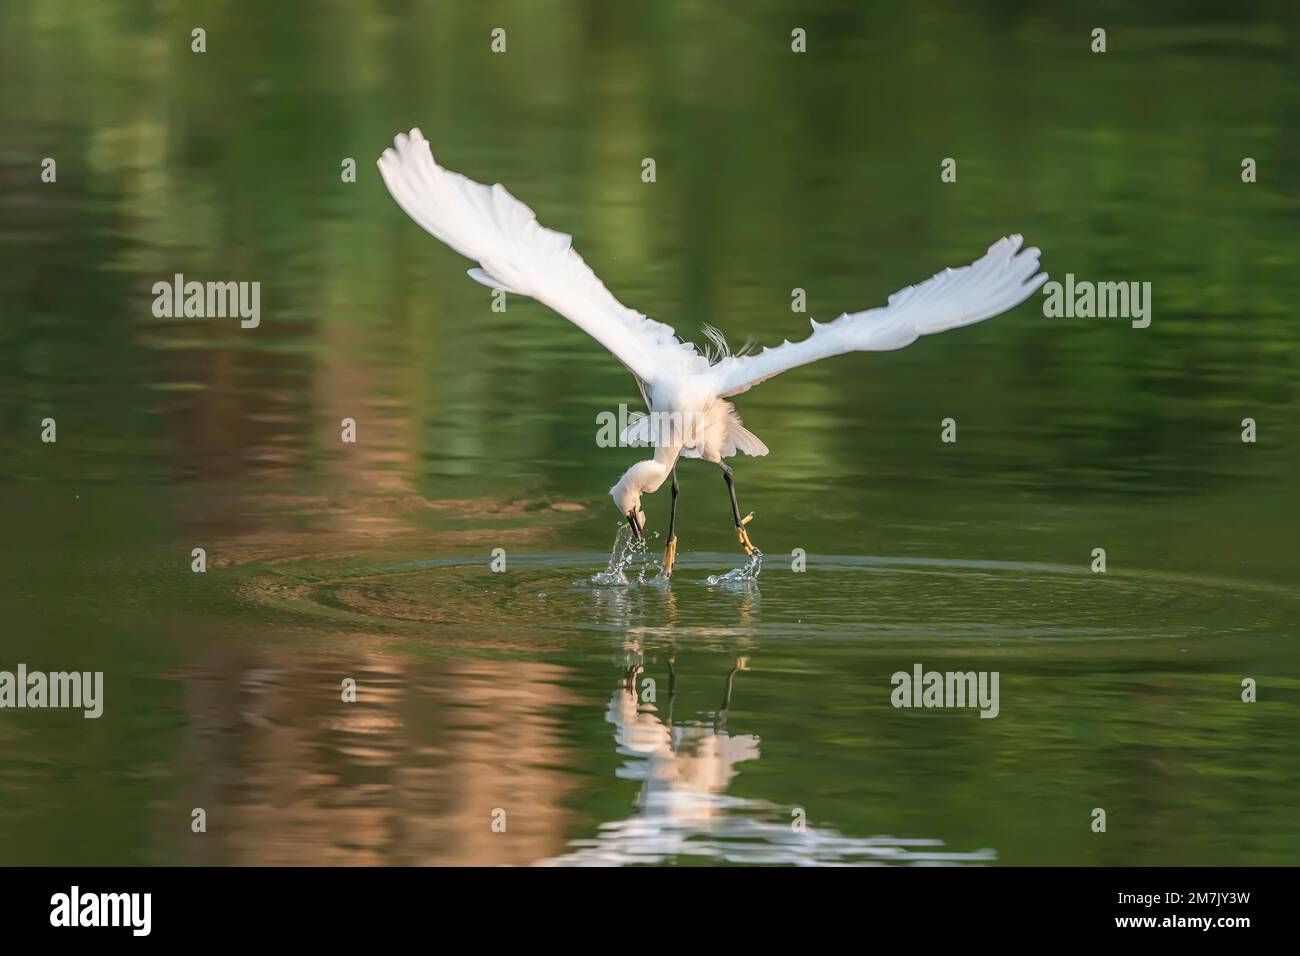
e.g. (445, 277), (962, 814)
(1, 0), (1297, 865)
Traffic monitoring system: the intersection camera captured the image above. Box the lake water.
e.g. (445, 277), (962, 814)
(1, 1), (1297, 865)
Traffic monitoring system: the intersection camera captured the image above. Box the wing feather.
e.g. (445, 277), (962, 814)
(377, 128), (684, 383)
(710, 235), (1047, 397)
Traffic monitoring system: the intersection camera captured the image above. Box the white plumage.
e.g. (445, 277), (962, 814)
(377, 128), (1047, 568)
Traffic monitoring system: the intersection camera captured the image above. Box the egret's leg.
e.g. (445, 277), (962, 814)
(720, 462), (757, 555)
(714, 664), (739, 734)
(663, 469), (680, 575)
(713, 657), (749, 733)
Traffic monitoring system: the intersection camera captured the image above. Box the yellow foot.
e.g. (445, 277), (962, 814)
(735, 513), (756, 556)
(663, 536), (678, 575)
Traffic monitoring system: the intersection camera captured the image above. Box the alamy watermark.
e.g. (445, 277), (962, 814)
(891, 663), (999, 718)
(151, 273), (260, 328)
(50, 886), (150, 936)
(596, 404), (708, 448)
(1042, 274), (1150, 328)
(0, 664), (103, 718)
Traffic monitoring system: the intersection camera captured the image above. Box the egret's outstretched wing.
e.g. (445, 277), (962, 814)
(377, 128), (683, 383)
(710, 236), (1047, 397)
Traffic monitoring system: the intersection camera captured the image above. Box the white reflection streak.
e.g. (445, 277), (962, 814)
(540, 662), (997, 867)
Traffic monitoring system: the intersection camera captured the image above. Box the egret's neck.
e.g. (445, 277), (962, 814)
(623, 458), (671, 496)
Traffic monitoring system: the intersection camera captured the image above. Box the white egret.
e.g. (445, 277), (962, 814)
(377, 128), (1047, 575)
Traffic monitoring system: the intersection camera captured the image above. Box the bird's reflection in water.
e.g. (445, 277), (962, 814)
(543, 649), (997, 866)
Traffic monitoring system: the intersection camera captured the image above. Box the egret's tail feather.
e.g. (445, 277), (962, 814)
(726, 419), (769, 457)
(678, 402), (769, 460)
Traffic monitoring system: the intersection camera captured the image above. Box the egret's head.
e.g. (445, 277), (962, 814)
(611, 461), (662, 538)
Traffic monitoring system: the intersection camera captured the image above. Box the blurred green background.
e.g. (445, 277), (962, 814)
(0, 0), (1296, 865)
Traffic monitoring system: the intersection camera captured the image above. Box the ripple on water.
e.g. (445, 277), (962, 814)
(231, 548), (1297, 645)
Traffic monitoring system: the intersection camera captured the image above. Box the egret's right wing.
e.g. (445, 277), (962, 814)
(377, 128), (683, 383)
(710, 235), (1047, 397)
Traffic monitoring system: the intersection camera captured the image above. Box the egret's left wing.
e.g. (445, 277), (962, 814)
(378, 128), (683, 384)
(710, 235), (1047, 397)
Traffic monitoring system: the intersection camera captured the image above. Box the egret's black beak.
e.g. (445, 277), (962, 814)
(626, 510), (643, 539)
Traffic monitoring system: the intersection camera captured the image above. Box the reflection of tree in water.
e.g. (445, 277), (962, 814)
(167, 649), (581, 866)
(12, 2), (1300, 502)
(543, 650), (996, 866)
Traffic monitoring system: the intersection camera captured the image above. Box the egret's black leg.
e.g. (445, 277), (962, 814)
(719, 462), (757, 555)
(720, 665), (739, 714)
(713, 657), (751, 734)
(663, 469), (680, 575)
(713, 665), (739, 735)
(720, 463), (742, 525)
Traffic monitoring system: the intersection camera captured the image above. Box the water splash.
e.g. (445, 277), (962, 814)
(706, 548), (763, 587)
(589, 524), (660, 586)
(590, 525), (763, 587)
